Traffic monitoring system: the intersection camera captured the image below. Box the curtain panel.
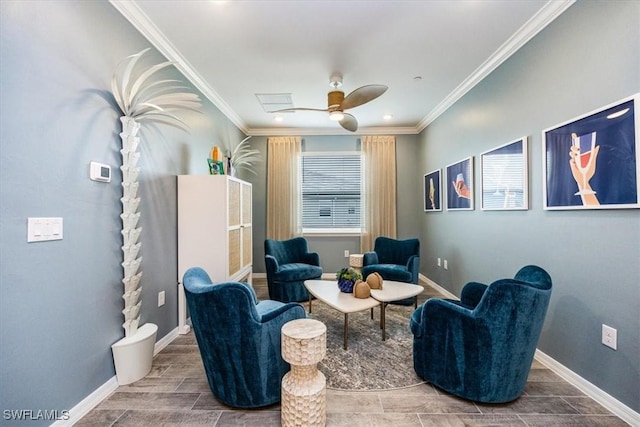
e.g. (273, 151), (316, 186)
(266, 137), (302, 240)
(360, 135), (397, 252)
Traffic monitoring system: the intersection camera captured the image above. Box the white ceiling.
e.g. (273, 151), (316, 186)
(111, 0), (574, 136)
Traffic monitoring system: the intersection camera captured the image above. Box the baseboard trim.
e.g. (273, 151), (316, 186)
(53, 327), (180, 426)
(421, 273), (639, 425)
(154, 326), (179, 356)
(534, 349), (639, 426)
(419, 273), (457, 299)
(50, 376), (118, 427)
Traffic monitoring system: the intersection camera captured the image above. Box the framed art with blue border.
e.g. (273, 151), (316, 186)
(480, 137), (528, 211)
(446, 157), (474, 210)
(424, 169), (442, 212)
(542, 93), (639, 210)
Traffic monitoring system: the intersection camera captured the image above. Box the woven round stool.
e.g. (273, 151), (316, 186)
(281, 318), (327, 427)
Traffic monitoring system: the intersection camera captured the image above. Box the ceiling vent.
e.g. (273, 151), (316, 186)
(256, 93), (294, 113)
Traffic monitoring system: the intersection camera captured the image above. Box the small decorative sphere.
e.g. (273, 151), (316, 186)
(366, 272), (384, 290)
(353, 279), (371, 299)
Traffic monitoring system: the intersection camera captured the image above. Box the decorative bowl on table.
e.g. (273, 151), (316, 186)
(336, 267), (362, 293)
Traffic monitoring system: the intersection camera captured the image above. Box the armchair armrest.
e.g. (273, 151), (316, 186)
(460, 281), (488, 308)
(406, 255), (420, 284)
(303, 252), (320, 266)
(265, 254), (279, 273)
(363, 251), (378, 266)
(258, 302), (306, 323)
(413, 297), (475, 338)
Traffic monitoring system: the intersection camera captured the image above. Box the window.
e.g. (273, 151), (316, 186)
(300, 152), (362, 233)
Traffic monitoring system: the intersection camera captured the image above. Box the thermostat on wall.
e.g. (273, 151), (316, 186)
(90, 161), (111, 183)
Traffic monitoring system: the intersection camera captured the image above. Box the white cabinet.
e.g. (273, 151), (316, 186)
(177, 175), (252, 333)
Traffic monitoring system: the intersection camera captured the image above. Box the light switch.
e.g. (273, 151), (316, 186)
(28, 217), (63, 242)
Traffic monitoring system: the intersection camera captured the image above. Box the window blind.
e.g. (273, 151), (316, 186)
(300, 153), (361, 229)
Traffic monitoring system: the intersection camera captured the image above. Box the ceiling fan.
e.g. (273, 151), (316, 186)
(271, 74), (388, 132)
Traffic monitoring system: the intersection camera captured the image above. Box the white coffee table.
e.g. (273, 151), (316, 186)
(304, 279), (424, 348)
(369, 281), (424, 340)
(304, 280), (380, 350)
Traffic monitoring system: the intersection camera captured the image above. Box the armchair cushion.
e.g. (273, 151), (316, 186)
(411, 265), (552, 403)
(183, 267), (306, 408)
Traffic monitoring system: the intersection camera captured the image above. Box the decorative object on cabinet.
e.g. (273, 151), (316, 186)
(446, 157), (474, 210)
(480, 137), (528, 211)
(543, 93), (639, 210)
(178, 175), (253, 333)
(110, 48), (201, 384)
(221, 136), (262, 176)
(423, 169), (442, 212)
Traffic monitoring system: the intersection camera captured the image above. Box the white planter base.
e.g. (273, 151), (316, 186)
(111, 322), (158, 385)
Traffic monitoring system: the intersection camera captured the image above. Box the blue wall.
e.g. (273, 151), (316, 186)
(0, 1), (243, 424)
(418, 1), (639, 412)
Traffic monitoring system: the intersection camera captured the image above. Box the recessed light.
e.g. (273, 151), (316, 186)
(383, 114), (393, 120)
(607, 108), (630, 119)
(274, 116), (284, 122)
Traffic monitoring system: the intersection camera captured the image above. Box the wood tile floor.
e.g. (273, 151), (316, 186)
(77, 279), (629, 426)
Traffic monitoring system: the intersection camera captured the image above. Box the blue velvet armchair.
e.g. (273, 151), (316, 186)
(410, 265), (552, 403)
(362, 237), (420, 305)
(183, 267), (306, 408)
(265, 237), (323, 303)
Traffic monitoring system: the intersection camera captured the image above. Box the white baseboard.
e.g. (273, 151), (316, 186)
(55, 327), (180, 426)
(421, 273), (639, 425)
(154, 326), (179, 356)
(535, 350), (639, 426)
(51, 376), (118, 427)
(419, 273), (458, 299)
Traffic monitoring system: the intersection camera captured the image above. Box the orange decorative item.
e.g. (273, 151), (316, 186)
(352, 279), (371, 299)
(366, 272), (383, 290)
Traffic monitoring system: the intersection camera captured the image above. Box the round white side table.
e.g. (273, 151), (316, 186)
(281, 318), (327, 427)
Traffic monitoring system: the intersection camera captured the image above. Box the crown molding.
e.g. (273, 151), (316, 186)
(416, 0), (576, 132)
(111, 0), (574, 137)
(247, 125), (421, 137)
(108, 0), (249, 134)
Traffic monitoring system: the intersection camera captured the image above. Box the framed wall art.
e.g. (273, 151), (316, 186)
(423, 169), (442, 212)
(480, 137), (528, 210)
(543, 93), (639, 210)
(446, 157), (474, 210)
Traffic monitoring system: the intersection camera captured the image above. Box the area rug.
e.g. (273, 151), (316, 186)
(307, 297), (426, 391)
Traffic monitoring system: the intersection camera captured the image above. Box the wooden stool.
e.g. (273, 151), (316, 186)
(281, 318), (327, 427)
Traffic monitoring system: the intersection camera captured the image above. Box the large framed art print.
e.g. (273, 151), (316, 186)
(480, 137), (528, 210)
(446, 157), (474, 210)
(542, 94), (639, 210)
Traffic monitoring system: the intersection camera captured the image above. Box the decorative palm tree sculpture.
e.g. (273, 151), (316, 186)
(112, 48), (201, 337)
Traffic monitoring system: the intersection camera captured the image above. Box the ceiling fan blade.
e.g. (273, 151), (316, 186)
(339, 113), (358, 132)
(340, 84), (388, 110)
(269, 107), (328, 113)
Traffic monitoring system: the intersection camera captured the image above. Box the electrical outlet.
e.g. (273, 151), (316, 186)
(443, 259), (448, 270)
(158, 291), (166, 307)
(344, 250), (349, 258)
(437, 257), (441, 267)
(602, 324), (617, 350)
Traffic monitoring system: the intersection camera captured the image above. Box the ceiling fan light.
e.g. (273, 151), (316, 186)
(329, 111), (344, 121)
